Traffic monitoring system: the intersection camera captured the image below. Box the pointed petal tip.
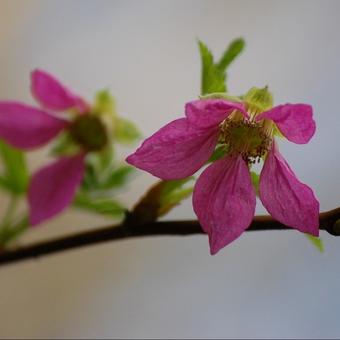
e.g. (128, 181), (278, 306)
(0, 101), (67, 149)
(259, 143), (320, 236)
(303, 219), (320, 238)
(29, 213), (47, 227)
(28, 154), (85, 226)
(30, 68), (87, 113)
(209, 247), (219, 256)
(193, 156), (256, 253)
(125, 153), (136, 166)
(31, 68), (43, 79)
(30, 69), (38, 80)
(208, 228), (244, 255)
(209, 237), (222, 256)
(125, 118), (218, 180)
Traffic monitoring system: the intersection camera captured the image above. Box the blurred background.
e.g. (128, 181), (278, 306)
(1, 0), (340, 338)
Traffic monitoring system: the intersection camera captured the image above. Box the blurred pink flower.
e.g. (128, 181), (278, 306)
(0, 70), (106, 225)
(127, 98), (319, 254)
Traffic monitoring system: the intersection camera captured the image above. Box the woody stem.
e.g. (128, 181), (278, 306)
(0, 207), (339, 266)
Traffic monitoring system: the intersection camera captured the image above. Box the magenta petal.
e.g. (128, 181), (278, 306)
(28, 154), (85, 226)
(31, 69), (88, 113)
(259, 142), (319, 236)
(256, 104), (316, 144)
(193, 156), (256, 254)
(0, 101), (68, 149)
(185, 99), (248, 129)
(126, 118), (219, 179)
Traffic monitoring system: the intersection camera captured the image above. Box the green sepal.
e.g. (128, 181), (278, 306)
(97, 142), (115, 171)
(199, 92), (242, 102)
(207, 145), (228, 163)
(80, 148), (133, 199)
(273, 125), (284, 138)
(81, 162), (99, 192)
(0, 140), (29, 195)
(244, 86), (274, 113)
(115, 117), (141, 145)
(93, 89), (116, 115)
(93, 89), (141, 145)
(305, 234), (324, 253)
(250, 171), (260, 196)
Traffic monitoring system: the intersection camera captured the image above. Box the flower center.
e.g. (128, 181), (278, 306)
(219, 118), (273, 164)
(69, 115), (108, 151)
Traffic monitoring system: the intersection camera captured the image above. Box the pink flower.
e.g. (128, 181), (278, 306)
(127, 95), (319, 254)
(0, 70), (108, 225)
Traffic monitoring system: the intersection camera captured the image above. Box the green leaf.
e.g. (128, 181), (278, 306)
(198, 38), (245, 95)
(217, 38), (245, 72)
(250, 171), (260, 196)
(305, 234), (324, 253)
(115, 117), (141, 145)
(0, 140), (29, 195)
(198, 40), (226, 95)
(100, 165), (134, 190)
(73, 192), (125, 218)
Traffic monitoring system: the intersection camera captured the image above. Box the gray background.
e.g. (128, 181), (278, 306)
(0, 0), (340, 338)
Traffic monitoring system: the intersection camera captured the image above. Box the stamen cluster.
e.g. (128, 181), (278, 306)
(219, 118), (272, 164)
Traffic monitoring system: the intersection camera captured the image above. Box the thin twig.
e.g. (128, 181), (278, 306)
(0, 207), (339, 266)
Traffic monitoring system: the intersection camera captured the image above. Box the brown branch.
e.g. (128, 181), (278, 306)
(0, 207), (339, 266)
